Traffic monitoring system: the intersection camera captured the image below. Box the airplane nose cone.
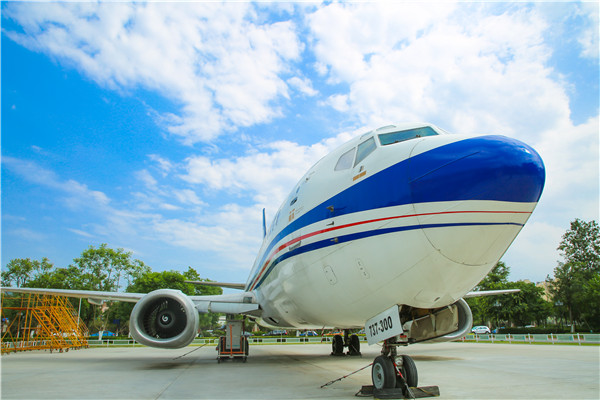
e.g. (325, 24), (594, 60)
(409, 135), (545, 266)
(409, 135), (545, 204)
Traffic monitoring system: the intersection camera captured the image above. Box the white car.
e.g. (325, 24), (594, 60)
(472, 326), (491, 334)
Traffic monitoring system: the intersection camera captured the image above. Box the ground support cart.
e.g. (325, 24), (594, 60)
(216, 319), (249, 362)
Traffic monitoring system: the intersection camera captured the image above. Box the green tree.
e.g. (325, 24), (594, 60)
(478, 261), (510, 288)
(495, 281), (552, 327)
(467, 262), (509, 326)
(557, 219), (600, 272)
(468, 262), (551, 328)
(548, 219), (600, 332)
(71, 244), (144, 292)
(7, 245), (150, 328)
(1, 258), (53, 287)
(3, 248), (224, 334)
(68, 245), (150, 331)
(181, 267), (223, 330)
(182, 267), (223, 296)
(581, 274), (600, 330)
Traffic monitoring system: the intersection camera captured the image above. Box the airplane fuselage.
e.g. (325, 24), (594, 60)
(246, 123), (545, 329)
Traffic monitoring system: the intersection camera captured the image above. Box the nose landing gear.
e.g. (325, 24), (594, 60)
(371, 339), (418, 397)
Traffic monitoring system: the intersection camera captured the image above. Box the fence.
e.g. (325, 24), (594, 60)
(459, 333), (600, 345)
(86, 335), (366, 346)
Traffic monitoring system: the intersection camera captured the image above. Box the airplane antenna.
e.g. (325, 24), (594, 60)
(262, 208), (267, 238)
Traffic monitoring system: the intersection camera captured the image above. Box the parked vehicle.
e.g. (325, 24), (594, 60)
(471, 326), (491, 334)
(262, 330), (288, 336)
(299, 330), (318, 337)
(90, 331), (116, 337)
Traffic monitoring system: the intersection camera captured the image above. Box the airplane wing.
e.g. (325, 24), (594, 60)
(184, 280), (246, 290)
(0, 286), (144, 304)
(464, 289), (520, 298)
(0, 286), (260, 314)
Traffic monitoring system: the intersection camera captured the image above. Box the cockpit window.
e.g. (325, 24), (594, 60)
(354, 137), (377, 166)
(334, 147), (356, 171)
(378, 126), (438, 146)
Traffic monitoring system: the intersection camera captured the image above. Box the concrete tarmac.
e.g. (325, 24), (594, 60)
(1, 342), (598, 399)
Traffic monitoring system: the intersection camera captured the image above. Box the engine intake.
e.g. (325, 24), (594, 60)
(129, 289), (199, 349)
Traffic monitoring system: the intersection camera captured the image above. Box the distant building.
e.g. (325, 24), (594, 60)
(536, 280), (553, 302)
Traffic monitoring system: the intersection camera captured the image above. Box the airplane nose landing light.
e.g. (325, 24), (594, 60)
(408, 135), (545, 266)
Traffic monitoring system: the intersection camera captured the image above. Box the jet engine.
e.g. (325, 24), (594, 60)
(129, 289), (199, 349)
(429, 298), (473, 342)
(401, 298), (473, 343)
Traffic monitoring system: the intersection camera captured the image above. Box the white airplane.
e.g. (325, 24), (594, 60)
(2, 122), (545, 392)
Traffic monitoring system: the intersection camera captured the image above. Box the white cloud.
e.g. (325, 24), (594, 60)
(11, 228), (47, 242)
(3, 2), (302, 144)
(502, 220), (565, 282)
(67, 228), (95, 239)
(180, 130), (355, 213)
(308, 3), (568, 138)
(173, 189), (205, 206)
(135, 169), (157, 189)
(323, 94), (349, 112)
(577, 2), (599, 59)
(533, 116), (599, 222)
(2, 157), (110, 210)
(287, 76), (318, 96)
(148, 154), (174, 176)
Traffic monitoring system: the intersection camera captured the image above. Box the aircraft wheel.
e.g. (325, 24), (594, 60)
(348, 334), (361, 355)
(331, 335), (344, 355)
(244, 337), (249, 356)
(372, 355), (396, 389)
(397, 354), (418, 388)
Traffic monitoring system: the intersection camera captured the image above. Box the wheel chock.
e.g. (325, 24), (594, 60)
(357, 385), (440, 399)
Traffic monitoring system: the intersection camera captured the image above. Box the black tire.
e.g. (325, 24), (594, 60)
(348, 334), (361, 355)
(244, 337), (249, 356)
(331, 335), (344, 355)
(398, 354), (418, 388)
(372, 355), (396, 389)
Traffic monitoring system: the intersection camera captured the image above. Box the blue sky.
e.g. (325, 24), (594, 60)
(2, 2), (598, 285)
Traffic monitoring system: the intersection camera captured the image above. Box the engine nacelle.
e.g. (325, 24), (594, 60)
(129, 289), (199, 349)
(427, 298), (473, 343)
(401, 298), (473, 343)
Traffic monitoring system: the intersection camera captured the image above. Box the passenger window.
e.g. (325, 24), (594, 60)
(334, 148), (356, 171)
(354, 137), (376, 166)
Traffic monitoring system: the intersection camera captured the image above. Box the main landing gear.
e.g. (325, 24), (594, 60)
(331, 330), (361, 356)
(371, 339), (418, 397)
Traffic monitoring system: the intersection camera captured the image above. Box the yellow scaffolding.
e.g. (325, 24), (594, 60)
(1, 292), (89, 354)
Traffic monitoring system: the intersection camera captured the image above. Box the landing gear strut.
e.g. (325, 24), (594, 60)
(330, 330), (361, 356)
(371, 339), (418, 396)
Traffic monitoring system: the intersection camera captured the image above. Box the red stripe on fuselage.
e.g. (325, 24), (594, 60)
(248, 209), (531, 290)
